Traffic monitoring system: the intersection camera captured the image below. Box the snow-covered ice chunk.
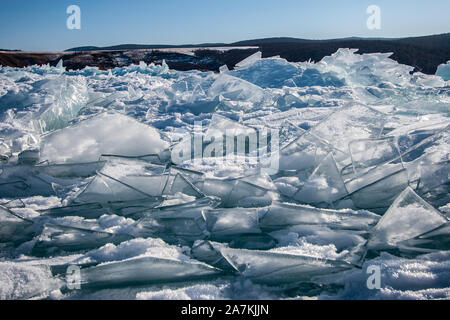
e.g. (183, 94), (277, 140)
(40, 112), (170, 163)
(0, 261), (63, 299)
(368, 187), (448, 251)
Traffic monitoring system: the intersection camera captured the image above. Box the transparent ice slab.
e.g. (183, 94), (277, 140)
(18, 149), (40, 165)
(33, 75), (89, 133)
(0, 205), (33, 243)
(194, 177), (275, 208)
(259, 201), (380, 232)
(78, 256), (221, 289)
(73, 171), (164, 204)
(203, 114), (267, 157)
(436, 61), (450, 81)
(82, 160), (203, 203)
(277, 130), (349, 176)
(203, 208), (262, 241)
(99, 152), (171, 166)
(231, 56), (312, 89)
(0, 166), (56, 198)
(228, 234), (278, 250)
(31, 224), (132, 257)
(219, 246), (352, 285)
(191, 241), (239, 273)
(35, 161), (106, 178)
(208, 74), (265, 105)
(234, 51), (262, 70)
(206, 114), (257, 139)
(105, 198), (164, 218)
(0, 142), (11, 163)
(139, 197), (219, 220)
(349, 137), (401, 176)
(414, 160), (450, 208)
(133, 198), (218, 244)
(367, 187), (448, 251)
(397, 127), (450, 208)
(308, 104), (387, 155)
(293, 153), (349, 207)
(346, 163), (409, 212)
(38, 202), (111, 219)
(398, 222), (450, 252)
(163, 173), (204, 198)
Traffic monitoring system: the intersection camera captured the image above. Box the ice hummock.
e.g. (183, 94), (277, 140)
(0, 48), (449, 300)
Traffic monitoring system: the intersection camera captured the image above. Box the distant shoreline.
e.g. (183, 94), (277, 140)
(1, 33), (449, 74)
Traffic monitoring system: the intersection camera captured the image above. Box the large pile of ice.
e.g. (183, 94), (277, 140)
(0, 49), (449, 300)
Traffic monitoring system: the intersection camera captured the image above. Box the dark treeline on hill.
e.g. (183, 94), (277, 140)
(1, 33), (449, 74)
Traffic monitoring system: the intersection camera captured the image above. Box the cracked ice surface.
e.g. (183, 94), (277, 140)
(0, 49), (449, 300)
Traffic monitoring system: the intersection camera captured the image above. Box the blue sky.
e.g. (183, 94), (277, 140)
(1, 0), (449, 51)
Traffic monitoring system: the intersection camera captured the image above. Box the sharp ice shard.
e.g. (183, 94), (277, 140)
(367, 187), (448, 251)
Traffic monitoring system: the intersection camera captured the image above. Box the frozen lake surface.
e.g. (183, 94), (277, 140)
(0, 50), (449, 299)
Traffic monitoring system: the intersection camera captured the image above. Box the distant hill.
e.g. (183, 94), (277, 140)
(66, 43), (229, 52)
(229, 33), (450, 74)
(1, 33), (449, 74)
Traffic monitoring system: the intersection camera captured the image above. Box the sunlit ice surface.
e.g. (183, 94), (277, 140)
(0, 49), (449, 300)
